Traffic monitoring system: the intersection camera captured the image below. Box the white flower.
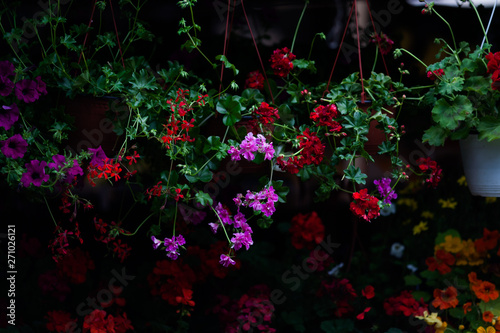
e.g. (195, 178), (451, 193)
(327, 262), (344, 276)
(407, 264), (418, 273)
(390, 242), (405, 258)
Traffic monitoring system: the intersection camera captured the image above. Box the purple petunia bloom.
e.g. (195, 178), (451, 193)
(219, 254), (236, 267)
(48, 154), (67, 170)
(15, 79), (40, 103)
(0, 103), (19, 130)
(0, 75), (14, 97)
(374, 178), (397, 205)
(0, 61), (15, 77)
(65, 159), (83, 182)
(34, 76), (47, 95)
(0, 133), (28, 159)
(21, 160), (50, 187)
(88, 146), (108, 167)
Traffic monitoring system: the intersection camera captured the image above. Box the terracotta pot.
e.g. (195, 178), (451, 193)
(357, 101), (394, 156)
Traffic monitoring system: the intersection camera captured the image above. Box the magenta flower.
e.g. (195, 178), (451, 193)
(231, 231), (253, 251)
(229, 132), (275, 161)
(0, 60), (15, 77)
(88, 146), (108, 167)
(208, 222), (219, 234)
(21, 160), (50, 187)
(151, 236), (162, 249)
(48, 154), (67, 170)
(65, 160), (83, 182)
(163, 235), (186, 260)
(0, 103), (19, 130)
(228, 146), (241, 161)
(219, 254), (236, 267)
(15, 79), (40, 103)
(0, 76), (14, 97)
(374, 178), (397, 204)
(1, 133), (28, 159)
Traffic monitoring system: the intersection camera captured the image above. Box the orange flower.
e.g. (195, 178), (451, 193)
(463, 302), (472, 314)
(477, 326), (496, 333)
(483, 311), (495, 323)
(426, 249), (455, 275)
(432, 286), (459, 310)
(475, 281), (499, 302)
(469, 271), (482, 286)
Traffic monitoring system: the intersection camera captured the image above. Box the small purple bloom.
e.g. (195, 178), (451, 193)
(1, 133), (28, 159)
(233, 212), (247, 228)
(374, 178), (397, 204)
(48, 154), (67, 170)
(21, 160), (50, 187)
(64, 159), (83, 183)
(88, 146), (108, 167)
(231, 231), (253, 251)
(208, 222), (219, 234)
(260, 142), (275, 160)
(0, 60), (15, 77)
(151, 236), (162, 249)
(219, 254), (236, 267)
(0, 103), (19, 130)
(15, 79), (40, 103)
(163, 234), (186, 260)
(0, 76), (14, 97)
(228, 146), (241, 161)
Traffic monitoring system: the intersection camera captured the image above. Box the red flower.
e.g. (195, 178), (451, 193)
(83, 309), (114, 333)
(310, 104), (342, 132)
(383, 290), (427, 317)
(432, 286), (459, 310)
(269, 47), (296, 77)
(427, 69), (445, 81)
(491, 69), (500, 91)
(253, 102), (280, 124)
(475, 228), (500, 253)
(483, 311), (495, 323)
(320, 278), (357, 317)
(474, 281), (499, 302)
(356, 307), (372, 320)
(362, 285), (375, 299)
(46, 310), (77, 332)
(289, 211), (325, 250)
(244, 70), (265, 90)
(417, 157), (442, 188)
(176, 288), (196, 307)
(350, 188), (380, 222)
(370, 32), (394, 55)
(425, 249), (455, 275)
(276, 128), (324, 174)
(56, 247), (95, 284)
(486, 51), (500, 74)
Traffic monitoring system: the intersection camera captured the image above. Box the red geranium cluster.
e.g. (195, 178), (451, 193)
(161, 88), (207, 149)
(82, 309), (133, 333)
(486, 51), (500, 90)
(253, 102), (280, 124)
(56, 247), (95, 284)
(318, 278), (357, 317)
(87, 149), (140, 186)
(416, 157), (442, 188)
(269, 47), (296, 77)
(277, 128), (325, 174)
(45, 310), (77, 333)
(383, 290), (428, 317)
(425, 248), (455, 274)
(289, 211), (325, 250)
(244, 70), (265, 90)
(370, 32), (394, 56)
(349, 188), (380, 222)
(48, 224), (83, 262)
(310, 104), (342, 133)
(145, 181), (185, 201)
(427, 68), (445, 81)
(94, 218), (132, 263)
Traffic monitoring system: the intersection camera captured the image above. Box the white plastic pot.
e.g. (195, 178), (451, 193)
(460, 134), (500, 197)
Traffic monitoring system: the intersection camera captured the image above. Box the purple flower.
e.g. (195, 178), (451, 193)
(374, 178), (397, 204)
(1, 134), (28, 159)
(48, 154), (67, 170)
(21, 160), (50, 187)
(208, 222), (219, 234)
(35, 76), (47, 95)
(88, 146), (108, 167)
(0, 76), (14, 97)
(15, 79), (40, 103)
(260, 142), (275, 160)
(0, 61), (15, 77)
(151, 236), (162, 249)
(231, 231), (253, 251)
(262, 202), (276, 217)
(228, 146), (241, 161)
(163, 235), (186, 260)
(219, 254), (236, 267)
(65, 160), (83, 182)
(233, 212), (247, 228)
(239, 132), (258, 160)
(215, 202), (232, 225)
(0, 103), (19, 130)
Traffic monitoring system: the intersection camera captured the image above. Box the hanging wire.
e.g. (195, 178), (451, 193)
(481, 0), (498, 48)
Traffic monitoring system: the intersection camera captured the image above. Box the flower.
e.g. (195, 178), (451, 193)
(350, 188), (380, 222)
(0, 133), (28, 159)
(413, 221), (428, 235)
(370, 32), (394, 55)
(219, 254), (236, 267)
(362, 285), (375, 299)
(0, 60), (15, 77)
(289, 211), (325, 250)
(431, 286), (459, 310)
(374, 178), (397, 205)
(15, 79), (40, 103)
(0, 75), (14, 97)
(269, 47), (296, 77)
(163, 235), (186, 260)
(390, 242), (405, 258)
(244, 70), (265, 90)
(21, 160), (50, 187)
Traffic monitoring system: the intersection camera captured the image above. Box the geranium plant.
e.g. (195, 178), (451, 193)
(394, 0), (500, 145)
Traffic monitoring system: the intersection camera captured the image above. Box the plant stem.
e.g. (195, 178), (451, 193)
(290, 0), (309, 54)
(431, 6), (457, 50)
(121, 213), (154, 236)
(43, 196), (58, 227)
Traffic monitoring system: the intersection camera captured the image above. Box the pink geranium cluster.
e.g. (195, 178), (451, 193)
(228, 132), (275, 161)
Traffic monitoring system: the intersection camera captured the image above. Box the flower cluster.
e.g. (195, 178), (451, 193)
(86, 146), (140, 186)
(374, 177), (397, 205)
(349, 188), (380, 222)
(151, 234), (186, 260)
(276, 128), (325, 174)
(417, 157), (442, 188)
(234, 186), (279, 218)
(244, 70), (265, 90)
(383, 290), (428, 317)
(252, 102), (280, 125)
(228, 132), (275, 161)
(369, 32), (394, 56)
(310, 104), (342, 132)
(269, 47), (296, 77)
(82, 309), (133, 333)
(486, 51), (500, 90)
(289, 211), (325, 250)
(94, 218), (132, 262)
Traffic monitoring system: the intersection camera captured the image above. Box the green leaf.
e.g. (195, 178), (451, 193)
(343, 165), (367, 185)
(477, 116), (500, 142)
(422, 126), (448, 146)
(320, 319), (354, 333)
(216, 95), (243, 126)
(404, 274), (422, 286)
(437, 76), (464, 95)
(215, 55), (239, 76)
(194, 191), (213, 207)
(431, 96), (472, 131)
(130, 69), (158, 91)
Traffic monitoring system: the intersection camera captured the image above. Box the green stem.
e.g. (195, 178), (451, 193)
(431, 5), (457, 50)
(211, 205), (231, 243)
(396, 48), (429, 69)
(469, 0), (489, 47)
(121, 213), (154, 236)
(43, 196), (58, 227)
(290, 0), (309, 54)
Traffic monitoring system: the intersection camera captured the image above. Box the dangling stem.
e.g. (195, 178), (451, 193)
(290, 0), (309, 54)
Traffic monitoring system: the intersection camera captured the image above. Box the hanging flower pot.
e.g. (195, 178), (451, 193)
(357, 100), (394, 156)
(459, 134), (500, 197)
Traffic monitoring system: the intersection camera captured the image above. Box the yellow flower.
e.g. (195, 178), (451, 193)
(438, 198), (458, 209)
(421, 211), (434, 219)
(486, 197), (497, 204)
(457, 175), (467, 186)
(415, 311), (443, 326)
(459, 324), (465, 330)
(443, 235), (464, 253)
(398, 198), (418, 211)
(477, 326), (496, 333)
(413, 221), (429, 235)
(435, 321), (447, 333)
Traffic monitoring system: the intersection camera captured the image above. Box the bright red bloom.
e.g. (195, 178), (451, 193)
(362, 285), (375, 299)
(463, 301), (472, 314)
(46, 310), (77, 332)
(244, 70), (265, 90)
(432, 286), (459, 310)
(276, 128), (324, 174)
(269, 47), (296, 77)
(427, 69), (445, 81)
(486, 51), (500, 74)
(383, 290), (427, 317)
(350, 188), (380, 222)
(491, 69), (500, 91)
(417, 157), (442, 188)
(474, 281), (499, 302)
(310, 104), (342, 132)
(319, 278), (357, 317)
(125, 151), (140, 165)
(176, 288), (196, 307)
(483, 311), (495, 323)
(475, 228), (500, 253)
(253, 102), (280, 124)
(356, 307), (372, 320)
(146, 181), (164, 200)
(289, 211), (325, 250)
(425, 249), (455, 275)
(370, 32), (394, 55)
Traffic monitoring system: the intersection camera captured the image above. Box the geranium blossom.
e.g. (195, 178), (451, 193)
(244, 70), (265, 90)
(269, 47), (296, 77)
(310, 104), (342, 132)
(229, 132), (275, 162)
(370, 32), (394, 55)
(219, 254), (236, 267)
(289, 211), (325, 250)
(163, 234), (186, 260)
(349, 188), (380, 222)
(374, 178), (397, 204)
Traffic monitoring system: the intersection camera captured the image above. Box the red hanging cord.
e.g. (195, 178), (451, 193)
(323, 2), (355, 97)
(240, 0), (274, 104)
(78, 0), (98, 66)
(365, 0), (390, 77)
(219, 0), (232, 95)
(354, 0), (366, 103)
(108, 0), (125, 69)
